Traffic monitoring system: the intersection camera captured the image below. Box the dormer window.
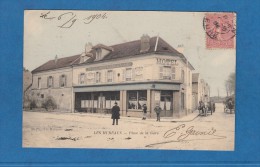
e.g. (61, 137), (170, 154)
(96, 48), (102, 60)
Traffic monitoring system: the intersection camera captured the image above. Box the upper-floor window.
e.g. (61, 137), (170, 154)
(47, 76), (53, 88)
(79, 73), (85, 84)
(171, 67), (176, 79)
(125, 68), (132, 81)
(60, 74), (66, 87)
(160, 66), (176, 80)
(107, 70), (113, 82)
(87, 72), (95, 83)
(96, 72), (101, 83)
(38, 77), (41, 89)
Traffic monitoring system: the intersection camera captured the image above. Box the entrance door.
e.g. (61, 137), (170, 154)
(160, 91), (173, 117)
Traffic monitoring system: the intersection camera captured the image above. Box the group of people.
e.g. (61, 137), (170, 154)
(111, 102), (163, 125)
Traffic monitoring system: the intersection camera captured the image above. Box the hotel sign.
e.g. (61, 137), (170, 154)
(86, 62), (133, 71)
(156, 58), (178, 66)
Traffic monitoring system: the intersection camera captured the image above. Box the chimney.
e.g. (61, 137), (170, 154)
(55, 55), (58, 64)
(140, 34), (150, 53)
(85, 42), (93, 53)
(177, 44), (184, 54)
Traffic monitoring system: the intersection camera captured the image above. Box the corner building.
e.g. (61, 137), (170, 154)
(32, 35), (195, 118)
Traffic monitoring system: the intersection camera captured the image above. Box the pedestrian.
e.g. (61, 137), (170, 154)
(111, 102), (120, 125)
(212, 102), (215, 112)
(154, 103), (162, 122)
(142, 104), (147, 120)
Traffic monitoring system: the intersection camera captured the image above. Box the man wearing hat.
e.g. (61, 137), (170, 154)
(111, 102), (120, 125)
(154, 103), (162, 122)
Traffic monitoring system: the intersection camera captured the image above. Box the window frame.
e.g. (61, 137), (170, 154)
(79, 73), (85, 85)
(37, 77), (41, 89)
(60, 74), (66, 87)
(47, 76), (53, 88)
(107, 70), (113, 83)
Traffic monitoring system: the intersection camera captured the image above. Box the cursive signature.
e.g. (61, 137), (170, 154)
(40, 11), (108, 28)
(146, 124), (226, 148)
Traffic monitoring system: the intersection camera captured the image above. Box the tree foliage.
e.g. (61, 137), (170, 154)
(225, 72), (235, 96)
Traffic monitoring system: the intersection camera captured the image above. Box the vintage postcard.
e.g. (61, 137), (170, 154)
(23, 10), (236, 150)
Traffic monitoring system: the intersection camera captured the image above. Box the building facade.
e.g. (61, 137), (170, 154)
(31, 35), (196, 118)
(192, 73), (210, 110)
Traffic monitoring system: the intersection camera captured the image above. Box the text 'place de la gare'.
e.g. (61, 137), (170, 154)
(27, 35), (210, 118)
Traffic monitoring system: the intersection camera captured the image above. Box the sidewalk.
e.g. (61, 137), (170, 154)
(69, 110), (200, 123)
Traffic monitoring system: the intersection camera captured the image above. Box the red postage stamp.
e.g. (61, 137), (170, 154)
(203, 13), (236, 49)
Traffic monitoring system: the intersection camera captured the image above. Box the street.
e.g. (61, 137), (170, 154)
(23, 103), (235, 150)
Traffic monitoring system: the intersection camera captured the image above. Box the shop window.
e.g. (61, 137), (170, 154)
(79, 73), (85, 84)
(128, 90), (147, 110)
(81, 94), (91, 108)
(93, 94), (98, 108)
(104, 92), (120, 109)
(47, 76), (53, 88)
(60, 74), (67, 87)
(96, 72), (101, 83)
(87, 72), (95, 83)
(38, 77), (41, 89)
(107, 70), (113, 82)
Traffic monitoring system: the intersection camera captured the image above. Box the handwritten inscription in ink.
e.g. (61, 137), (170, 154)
(40, 11), (108, 28)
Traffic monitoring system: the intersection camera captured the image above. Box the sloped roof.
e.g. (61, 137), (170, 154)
(32, 54), (80, 73)
(32, 36), (194, 73)
(192, 73), (200, 83)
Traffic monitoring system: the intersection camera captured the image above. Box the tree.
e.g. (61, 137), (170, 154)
(225, 72), (235, 96)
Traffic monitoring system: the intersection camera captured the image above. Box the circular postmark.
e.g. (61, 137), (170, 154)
(203, 13), (236, 41)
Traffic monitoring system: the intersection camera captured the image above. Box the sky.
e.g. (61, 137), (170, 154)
(24, 10), (236, 97)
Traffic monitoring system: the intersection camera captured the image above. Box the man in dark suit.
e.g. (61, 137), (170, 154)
(111, 102), (120, 125)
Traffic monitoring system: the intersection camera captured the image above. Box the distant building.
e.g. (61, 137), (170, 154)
(31, 35), (195, 118)
(192, 73), (210, 110)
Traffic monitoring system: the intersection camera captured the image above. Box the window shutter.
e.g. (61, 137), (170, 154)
(171, 67), (176, 80)
(84, 73), (87, 84)
(98, 72), (101, 83)
(105, 71), (107, 83)
(52, 77), (54, 88)
(122, 69), (126, 81)
(78, 74), (81, 84)
(93, 72), (96, 83)
(64, 75), (67, 87)
(95, 72), (97, 83)
(159, 66), (163, 79)
(113, 70), (116, 82)
(132, 68), (135, 81)
(47, 77), (49, 88)
(59, 75), (62, 87)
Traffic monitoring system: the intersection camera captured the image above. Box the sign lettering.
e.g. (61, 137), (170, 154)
(157, 58), (178, 66)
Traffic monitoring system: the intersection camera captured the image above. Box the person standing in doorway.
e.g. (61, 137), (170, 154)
(111, 102), (120, 125)
(142, 104), (147, 120)
(154, 103), (162, 122)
